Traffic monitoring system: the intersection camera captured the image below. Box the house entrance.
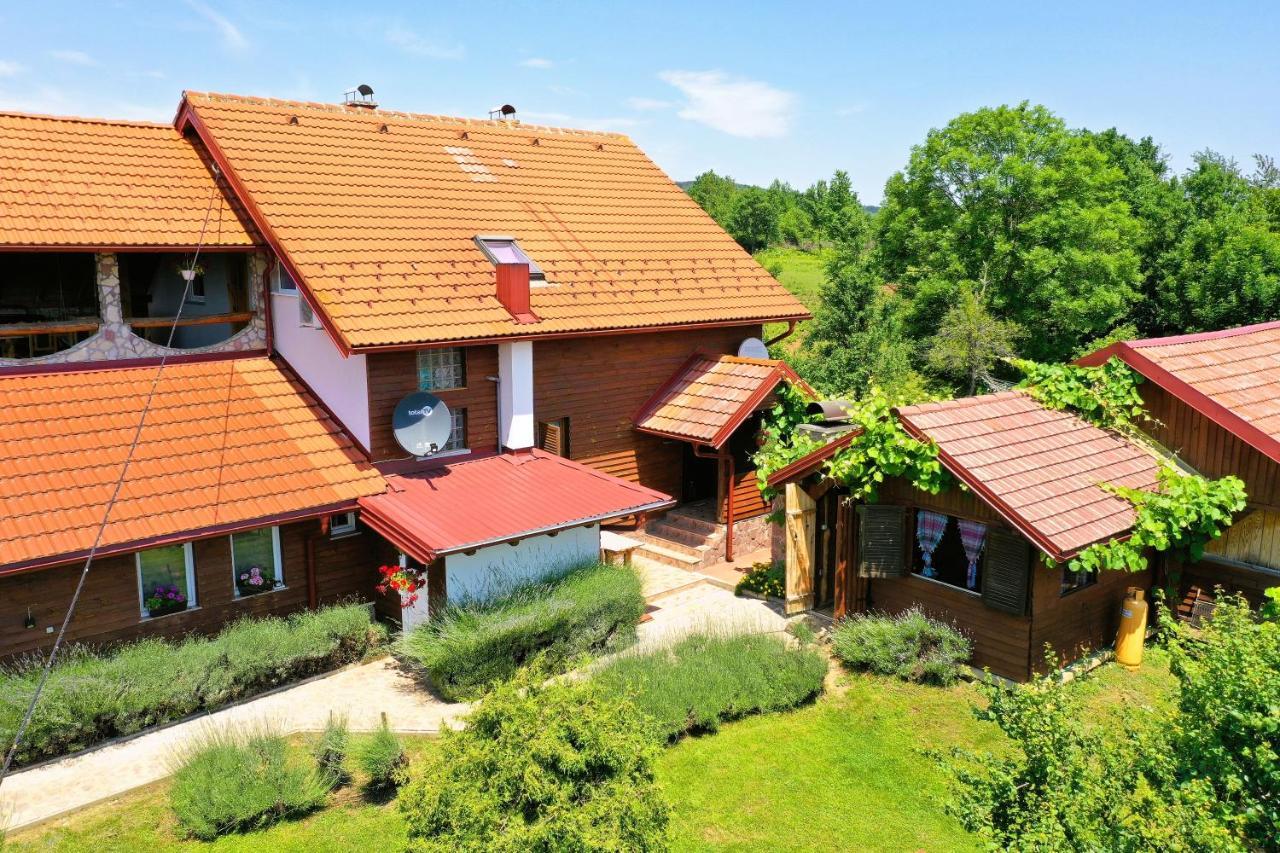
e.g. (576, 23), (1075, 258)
(681, 443), (719, 504)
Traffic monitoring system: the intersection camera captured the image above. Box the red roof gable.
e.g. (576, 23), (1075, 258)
(633, 353), (812, 448)
(1078, 321), (1280, 465)
(357, 450), (673, 563)
(895, 392), (1161, 561)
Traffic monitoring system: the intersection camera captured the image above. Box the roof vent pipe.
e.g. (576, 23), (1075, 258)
(489, 104), (516, 120)
(807, 400), (857, 423)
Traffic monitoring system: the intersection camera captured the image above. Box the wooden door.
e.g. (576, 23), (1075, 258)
(812, 491), (840, 609)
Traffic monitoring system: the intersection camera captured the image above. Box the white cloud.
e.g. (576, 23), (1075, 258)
(0, 60), (23, 77)
(49, 50), (96, 66)
(183, 0), (248, 51)
(520, 57), (554, 69)
(386, 24), (464, 60)
(658, 70), (794, 138)
(626, 96), (672, 111)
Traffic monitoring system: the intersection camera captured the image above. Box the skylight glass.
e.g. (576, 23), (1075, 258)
(475, 236), (544, 277)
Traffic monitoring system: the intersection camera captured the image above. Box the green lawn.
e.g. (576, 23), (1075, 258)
(754, 247), (831, 310)
(7, 655), (1177, 852)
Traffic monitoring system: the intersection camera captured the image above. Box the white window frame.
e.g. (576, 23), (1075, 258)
(271, 262), (298, 293)
(298, 295), (319, 328)
(230, 526), (286, 598)
(330, 511), (358, 537)
(136, 542), (198, 619)
(417, 348), (467, 391)
(442, 407), (467, 453)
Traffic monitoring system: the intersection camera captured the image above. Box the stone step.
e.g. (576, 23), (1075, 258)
(658, 510), (721, 538)
(633, 531), (709, 559)
(642, 521), (716, 550)
(634, 540), (703, 569)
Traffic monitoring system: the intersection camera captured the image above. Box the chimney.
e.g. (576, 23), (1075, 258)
(496, 262), (539, 324)
(343, 84), (378, 109)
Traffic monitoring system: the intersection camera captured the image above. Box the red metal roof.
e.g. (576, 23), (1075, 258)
(633, 353), (812, 448)
(357, 449), (673, 563)
(895, 392), (1161, 561)
(1078, 321), (1280, 465)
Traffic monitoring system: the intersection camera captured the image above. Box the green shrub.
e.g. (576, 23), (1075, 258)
(0, 602), (385, 766)
(397, 562), (644, 701)
(313, 714), (349, 790)
(593, 631), (827, 743)
(355, 718), (407, 792)
(399, 667), (669, 852)
(169, 726), (328, 841)
(831, 608), (971, 685)
(734, 562), (784, 598)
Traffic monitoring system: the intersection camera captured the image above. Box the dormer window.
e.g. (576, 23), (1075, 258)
(475, 235), (545, 282)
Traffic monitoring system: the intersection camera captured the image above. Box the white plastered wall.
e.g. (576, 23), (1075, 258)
(443, 524), (600, 604)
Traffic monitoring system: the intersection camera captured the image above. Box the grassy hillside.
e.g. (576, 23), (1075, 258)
(754, 247), (830, 310)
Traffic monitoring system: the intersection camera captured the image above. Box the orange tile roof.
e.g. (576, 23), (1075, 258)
(896, 392), (1162, 561)
(0, 111), (257, 249)
(180, 92), (809, 350)
(1079, 321), (1280, 465)
(0, 356), (384, 572)
(633, 353), (810, 447)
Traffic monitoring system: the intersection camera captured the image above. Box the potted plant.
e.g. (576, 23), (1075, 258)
(235, 565), (276, 597)
(144, 583), (189, 618)
(376, 564), (425, 608)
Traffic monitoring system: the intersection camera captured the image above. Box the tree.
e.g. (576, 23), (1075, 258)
(926, 281), (1023, 395)
(727, 187), (781, 252)
(875, 103), (1143, 362)
(685, 170), (739, 228)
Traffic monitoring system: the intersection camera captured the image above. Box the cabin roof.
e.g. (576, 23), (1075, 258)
(357, 449), (673, 563)
(177, 92), (809, 351)
(0, 110), (257, 249)
(895, 392), (1161, 562)
(633, 353), (812, 448)
(1079, 321), (1280, 466)
(0, 356), (384, 573)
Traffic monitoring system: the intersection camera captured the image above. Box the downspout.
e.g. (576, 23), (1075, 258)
(486, 375), (502, 452)
(263, 254), (275, 356)
(692, 444), (735, 562)
(764, 320), (798, 347)
(306, 516), (326, 610)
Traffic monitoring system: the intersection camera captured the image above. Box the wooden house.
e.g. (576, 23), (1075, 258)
(1079, 322), (1280, 611)
(769, 391), (1163, 681)
(0, 93), (808, 657)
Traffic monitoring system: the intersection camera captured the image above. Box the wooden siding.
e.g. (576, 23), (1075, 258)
(721, 465), (770, 522)
(1028, 561), (1151, 674)
(366, 346), (500, 462)
(533, 326), (758, 496)
(0, 519), (379, 660)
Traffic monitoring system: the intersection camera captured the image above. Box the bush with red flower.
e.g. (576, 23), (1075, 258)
(377, 564), (426, 608)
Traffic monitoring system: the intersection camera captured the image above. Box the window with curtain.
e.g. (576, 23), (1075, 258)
(230, 526), (284, 597)
(136, 542), (196, 619)
(1061, 565), (1097, 595)
(911, 510), (986, 592)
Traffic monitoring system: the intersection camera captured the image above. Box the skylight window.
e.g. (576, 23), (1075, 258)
(475, 235), (545, 279)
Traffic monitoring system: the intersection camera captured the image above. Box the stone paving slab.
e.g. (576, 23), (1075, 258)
(0, 657), (468, 833)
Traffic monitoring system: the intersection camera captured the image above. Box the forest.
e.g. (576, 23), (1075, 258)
(686, 102), (1280, 399)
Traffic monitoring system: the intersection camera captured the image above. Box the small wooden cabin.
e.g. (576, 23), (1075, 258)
(772, 391), (1162, 681)
(1080, 322), (1280, 610)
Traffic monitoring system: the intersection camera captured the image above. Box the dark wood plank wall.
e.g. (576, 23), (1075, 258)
(533, 326), (758, 496)
(721, 466), (771, 522)
(0, 519), (380, 660)
(366, 346), (500, 462)
(1143, 383), (1280, 509)
(1028, 562), (1151, 674)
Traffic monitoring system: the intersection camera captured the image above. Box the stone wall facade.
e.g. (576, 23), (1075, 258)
(0, 252), (269, 368)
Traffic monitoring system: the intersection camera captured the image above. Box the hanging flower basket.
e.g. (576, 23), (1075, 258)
(376, 564), (426, 609)
(236, 565), (276, 597)
(144, 584), (189, 618)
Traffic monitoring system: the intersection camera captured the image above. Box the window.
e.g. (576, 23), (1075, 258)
(417, 348), (466, 391)
(443, 408), (467, 452)
(330, 511), (358, 537)
(911, 510), (986, 593)
(186, 270), (206, 304)
(137, 543), (197, 619)
(230, 526), (284, 597)
(1061, 566), (1097, 596)
(538, 418), (570, 457)
(475, 235), (545, 280)
(271, 262), (298, 293)
(298, 296), (318, 327)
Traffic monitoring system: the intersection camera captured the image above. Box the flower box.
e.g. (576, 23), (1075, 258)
(144, 583), (189, 619)
(235, 565), (277, 597)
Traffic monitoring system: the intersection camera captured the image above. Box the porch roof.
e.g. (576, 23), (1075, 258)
(633, 353), (812, 448)
(357, 449), (673, 564)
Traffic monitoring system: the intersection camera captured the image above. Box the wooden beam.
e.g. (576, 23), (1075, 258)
(0, 321), (99, 337)
(784, 482), (816, 614)
(125, 312), (252, 329)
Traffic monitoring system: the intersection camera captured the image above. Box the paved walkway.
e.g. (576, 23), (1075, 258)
(2, 562), (788, 835)
(0, 658), (469, 833)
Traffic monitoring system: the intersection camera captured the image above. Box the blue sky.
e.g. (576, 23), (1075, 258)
(1, 0), (1276, 203)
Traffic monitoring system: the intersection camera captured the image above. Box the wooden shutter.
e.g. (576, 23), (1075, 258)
(981, 528), (1031, 615)
(857, 504), (906, 578)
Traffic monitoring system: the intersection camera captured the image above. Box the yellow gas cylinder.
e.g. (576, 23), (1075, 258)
(1115, 587), (1148, 670)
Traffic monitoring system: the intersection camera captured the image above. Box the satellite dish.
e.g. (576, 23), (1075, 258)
(392, 391), (453, 458)
(737, 337), (770, 360)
